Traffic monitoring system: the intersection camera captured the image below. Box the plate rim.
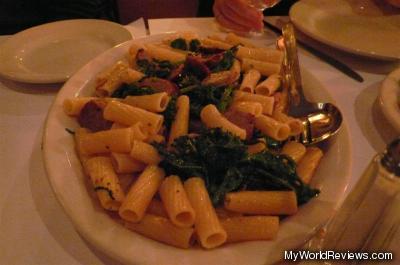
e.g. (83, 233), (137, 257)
(289, 0), (400, 61)
(379, 67), (400, 132)
(42, 33), (352, 265)
(0, 19), (132, 84)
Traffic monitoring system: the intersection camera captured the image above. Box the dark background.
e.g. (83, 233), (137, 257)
(0, 0), (298, 35)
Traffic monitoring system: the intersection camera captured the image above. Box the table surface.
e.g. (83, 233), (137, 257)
(1, 17), (399, 265)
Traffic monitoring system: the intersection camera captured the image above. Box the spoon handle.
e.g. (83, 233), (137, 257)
(282, 23), (302, 107)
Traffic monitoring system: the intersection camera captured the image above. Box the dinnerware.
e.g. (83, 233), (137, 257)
(263, 18), (364, 83)
(0, 19), (132, 84)
(379, 67), (400, 132)
(42, 33), (351, 265)
(282, 23), (343, 145)
(289, 0), (400, 61)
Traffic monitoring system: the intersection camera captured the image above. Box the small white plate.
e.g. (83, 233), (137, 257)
(42, 34), (351, 265)
(289, 0), (400, 61)
(0, 19), (132, 84)
(379, 67), (400, 132)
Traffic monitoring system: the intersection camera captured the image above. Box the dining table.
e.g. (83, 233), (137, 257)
(1, 16), (399, 265)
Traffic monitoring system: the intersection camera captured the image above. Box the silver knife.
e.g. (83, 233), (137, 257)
(264, 18), (364, 83)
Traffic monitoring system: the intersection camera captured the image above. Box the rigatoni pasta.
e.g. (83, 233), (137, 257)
(241, 58), (281, 76)
(128, 42), (144, 67)
(254, 115), (291, 141)
(110, 152), (146, 174)
(103, 100), (164, 134)
(202, 59), (241, 86)
(224, 191), (298, 215)
(184, 177), (227, 249)
(130, 140), (162, 165)
(247, 140), (267, 154)
(119, 165), (165, 222)
(281, 141), (307, 163)
(125, 214), (194, 248)
(221, 216), (279, 243)
(129, 122), (148, 142)
(230, 101), (263, 117)
(255, 74), (281, 96)
(272, 111), (304, 136)
(297, 147), (323, 184)
(144, 43), (186, 63)
(79, 127), (133, 155)
(86, 156), (125, 211)
(224, 32), (256, 48)
(96, 61), (144, 97)
(234, 91), (275, 115)
(123, 92), (170, 113)
(236, 46), (284, 64)
(200, 104), (246, 140)
(239, 69), (261, 93)
(145, 133), (165, 144)
(63, 97), (96, 116)
(159, 175), (196, 228)
(201, 38), (232, 50)
(168, 95), (190, 146)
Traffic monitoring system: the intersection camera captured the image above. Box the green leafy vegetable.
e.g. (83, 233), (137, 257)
(162, 96), (178, 131)
(181, 84), (234, 118)
(210, 46), (238, 73)
(154, 128), (319, 206)
(249, 129), (285, 151)
(170, 38), (201, 53)
(170, 38), (188, 50)
(175, 73), (201, 90)
(238, 152), (319, 205)
(218, 85), (234, 112)
(136, 58), (175, 79)
(111, 83), (156, 98)
(189, 39), (201, 52)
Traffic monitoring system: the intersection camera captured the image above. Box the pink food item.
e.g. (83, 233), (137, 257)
(139, 77), (179, 96)
(224, 109), (255, 140)
(213, 0), (263, 33)
(219, 0), (264, 31)
(213, 0), (252, 33)
(78, 101), (112, 132)
(184, 55), (211, 80)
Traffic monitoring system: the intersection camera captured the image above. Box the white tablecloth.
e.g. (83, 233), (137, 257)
(0, 17), (398, 265)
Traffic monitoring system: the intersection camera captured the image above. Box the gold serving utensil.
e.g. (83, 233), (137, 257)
(281, 23), (343, 145)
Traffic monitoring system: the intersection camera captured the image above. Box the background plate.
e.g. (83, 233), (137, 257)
(43, 34), (351, 265)
(379, 67), (400, 132)
(0, 19), (132, 84)
(289, 0), (400, 61)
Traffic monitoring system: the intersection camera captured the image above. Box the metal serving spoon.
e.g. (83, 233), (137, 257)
(281, 23), (343, 145)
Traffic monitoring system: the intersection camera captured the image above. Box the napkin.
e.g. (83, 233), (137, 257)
(124, 17), (148, 38)
(148, 17), (221, 36)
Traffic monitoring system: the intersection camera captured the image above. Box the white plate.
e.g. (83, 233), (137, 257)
(0, 19), (132, 84)
(379, 67), (400, 132)
(42, 34), (351, 265)
(289, 0), (400, 61)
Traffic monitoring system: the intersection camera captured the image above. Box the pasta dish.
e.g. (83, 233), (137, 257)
(61, 31), (324, 249)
